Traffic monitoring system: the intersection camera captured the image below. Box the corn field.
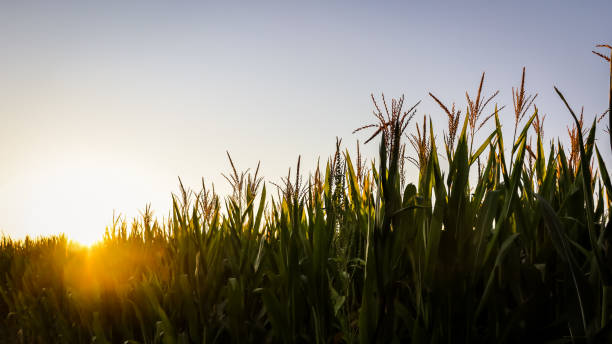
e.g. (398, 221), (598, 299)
(1, 48), (612, 343)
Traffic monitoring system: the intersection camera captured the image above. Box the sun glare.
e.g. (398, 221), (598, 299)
(17, 156), (151, 246)
(69, 235), (100, 248)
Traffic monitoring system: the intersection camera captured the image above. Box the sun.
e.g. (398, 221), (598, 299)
(69, 232), (102, 248)
(17, 155), (147, 247)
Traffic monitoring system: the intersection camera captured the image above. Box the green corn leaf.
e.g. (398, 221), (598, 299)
(596, 146), (612, 205)
(537, 194), (588, 334)
(475, 233), (520, 319)
(469, 130), (497, 166)
(511, 110), (538, 153)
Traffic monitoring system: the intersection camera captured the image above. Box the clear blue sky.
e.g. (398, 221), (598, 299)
(1, 1), (611, 244)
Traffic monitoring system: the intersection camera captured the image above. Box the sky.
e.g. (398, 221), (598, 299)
(1, 1), (611, 245)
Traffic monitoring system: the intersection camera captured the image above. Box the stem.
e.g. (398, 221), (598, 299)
(602, 285), (608, 329)
(608, 57), (611, 153)
(510, 124), (518, 172)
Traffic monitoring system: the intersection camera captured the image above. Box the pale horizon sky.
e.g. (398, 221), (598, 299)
(1, 1), (611, 244)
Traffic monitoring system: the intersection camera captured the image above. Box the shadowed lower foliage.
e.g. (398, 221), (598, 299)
(1, 61), (612, 343)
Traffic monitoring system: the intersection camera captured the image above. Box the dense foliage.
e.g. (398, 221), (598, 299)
(1, 56), (612, 343)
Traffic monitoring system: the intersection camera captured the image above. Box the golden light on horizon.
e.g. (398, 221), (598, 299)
(7, 155), (162, 247)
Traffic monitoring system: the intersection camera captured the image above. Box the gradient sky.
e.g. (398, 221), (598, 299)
(1, 1), (611, 244)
